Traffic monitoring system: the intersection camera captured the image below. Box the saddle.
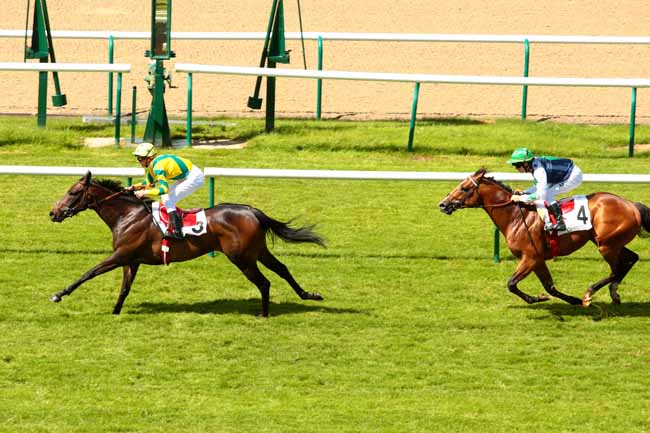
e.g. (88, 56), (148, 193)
(542, 195), (592, 258)
(151, 203), (209, 265)
(151, 202), (208, 238)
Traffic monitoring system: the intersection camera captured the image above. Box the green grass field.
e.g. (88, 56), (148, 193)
(2, 115), (650, 432)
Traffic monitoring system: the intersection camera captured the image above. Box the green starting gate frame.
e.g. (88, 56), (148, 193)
(247, 0), (290, 132)
(24, 0), (67, 127)
(143, 0), (174, 146)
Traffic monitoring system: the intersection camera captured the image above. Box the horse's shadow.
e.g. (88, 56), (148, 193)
(129, 298), (362, 316)
(515, 301), (650, 321)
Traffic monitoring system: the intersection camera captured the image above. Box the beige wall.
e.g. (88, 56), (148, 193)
(2, 1), (649, 123)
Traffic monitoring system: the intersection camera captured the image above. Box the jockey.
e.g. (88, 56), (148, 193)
(128, 142), (205, 239)
(507, 147), (583, 232)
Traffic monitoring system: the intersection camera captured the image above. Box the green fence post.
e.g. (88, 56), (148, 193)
(209, 176), (215, 257)
(130, 86), (137, 143)
(493, 225), (500, 263)
(126, 177), (133, 187)
(186, 72), (193, 147)
(407, 82), (420, 152)
(316, 35), (323, 120)
(114, 72), (122, 148)
(629, 87), (637, 157)
(37, 69), (48, 127)
(521, 39), (530, 120)
(108, 35), (114, 116)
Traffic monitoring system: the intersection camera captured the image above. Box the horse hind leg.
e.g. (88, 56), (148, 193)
(259, 249), (323, 301)
(232, 260), (272, 317)
(608, 247), (639, 305)
(584, 246), (638, 307)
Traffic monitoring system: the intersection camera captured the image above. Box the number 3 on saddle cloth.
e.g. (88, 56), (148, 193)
(151, 202), (208, 265)
(543, 195), (592, 257)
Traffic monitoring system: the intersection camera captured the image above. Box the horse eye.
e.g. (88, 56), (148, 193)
(461, 186), (469, 192)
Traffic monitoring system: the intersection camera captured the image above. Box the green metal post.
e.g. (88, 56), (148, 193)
(209, 176), (215, 257)
(493, 225), (500, 263)
(40, 0), (66, 107)
(114, 72), (122, 148)
(265, 61), (276, 132)
(316, 36), (323, 120)
(521, 39), (530, 120)
(36, 65), (48, 127)
(126, 177), (133, 187)
(629, 87), (637, 157)
(407, 82), (420, 152)
(131, 86), (137, 143)
(108, 35), (114, 115)
(186, 72), (193, 146)
(144, 59), (171, 146)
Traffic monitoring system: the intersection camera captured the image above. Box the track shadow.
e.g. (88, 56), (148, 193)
(514, 301), (650, 321)
(129, 298), (362, 316)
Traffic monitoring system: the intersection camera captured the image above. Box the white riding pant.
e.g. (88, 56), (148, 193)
(537, 165), (583, 204)
(161, 165), (205, 211)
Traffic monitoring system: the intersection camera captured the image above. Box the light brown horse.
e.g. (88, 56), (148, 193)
(49, 171), (325, 316)
(439, 168), (650, 306)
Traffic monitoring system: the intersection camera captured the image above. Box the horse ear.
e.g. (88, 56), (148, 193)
(83, 171), (92, 184)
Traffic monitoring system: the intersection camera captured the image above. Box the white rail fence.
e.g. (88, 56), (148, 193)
(174, 64), (650, 152)
(0, 62), (131, 144)
(4, 165), (650, 262)
(2, 30), (648, 120)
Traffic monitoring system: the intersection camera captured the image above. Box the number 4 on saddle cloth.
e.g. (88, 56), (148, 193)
(541, 195), (592, 258)
(151, 202), (208, 238)
(545, 195), (593, 234)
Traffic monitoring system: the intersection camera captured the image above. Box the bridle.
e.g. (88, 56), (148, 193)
(60, 181), (125, 218)
(449, 174), (514, 210)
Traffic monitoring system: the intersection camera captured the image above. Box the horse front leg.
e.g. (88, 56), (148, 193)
(534, 262), (582, 305)
(112, 263), (140, 315)
(50, 254), (124, 303)
(507, 257), (551, 304)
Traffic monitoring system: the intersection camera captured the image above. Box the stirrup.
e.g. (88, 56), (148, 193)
(544, 221), (566, 232)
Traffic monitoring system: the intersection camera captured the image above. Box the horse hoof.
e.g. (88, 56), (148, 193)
(582, 297), (591, 308)
(50, 294), (61, 303)
(310, 292), (324, 301)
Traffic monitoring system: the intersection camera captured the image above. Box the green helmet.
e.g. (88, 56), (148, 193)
(507, 147), (534, 165)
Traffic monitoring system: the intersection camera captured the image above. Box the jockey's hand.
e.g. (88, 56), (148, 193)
(134, 190), (147, 199)
(511, 194), (523, 202)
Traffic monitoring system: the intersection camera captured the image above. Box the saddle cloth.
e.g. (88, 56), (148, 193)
(547, 195), (592, 234)
(152, 202), (208, 237)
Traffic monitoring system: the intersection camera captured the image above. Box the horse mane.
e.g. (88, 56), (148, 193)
(476, 167), (514, 194)
(484, 176), (514, 194)
(94, 178), (123, 192)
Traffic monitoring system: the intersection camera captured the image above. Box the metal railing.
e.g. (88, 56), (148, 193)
(174, 64), (650, 153)
(4, 165), (650, 262)
(0, 61), (131, 145)
(2, 30), (649, 125)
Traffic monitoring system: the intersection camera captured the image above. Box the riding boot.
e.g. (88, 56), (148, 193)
(166, 210), (185, 239)
(546, 202), (566, 232)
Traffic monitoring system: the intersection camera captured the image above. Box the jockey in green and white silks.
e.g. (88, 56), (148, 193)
(507, 147), (583, 232)
(130, 142), (205, 239)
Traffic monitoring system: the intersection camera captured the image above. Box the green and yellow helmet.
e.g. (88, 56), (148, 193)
(132, 142), (158, 158)
(507, 147), (534, 165)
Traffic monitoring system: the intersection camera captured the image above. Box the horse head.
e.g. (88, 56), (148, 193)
(438, 168), (488, 214)
(50, 171), (97, 222)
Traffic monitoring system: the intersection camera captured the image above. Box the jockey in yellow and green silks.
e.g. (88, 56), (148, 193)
(128, 142), (205, 239)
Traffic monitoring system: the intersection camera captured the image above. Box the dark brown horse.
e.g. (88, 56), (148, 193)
(49, 171), (325, 316)
(439, 168), (650, 306)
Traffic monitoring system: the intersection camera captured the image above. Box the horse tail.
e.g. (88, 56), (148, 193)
(252, 208), (326, 248)
(634, 202), (650, 235)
